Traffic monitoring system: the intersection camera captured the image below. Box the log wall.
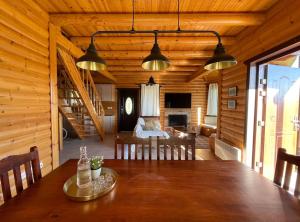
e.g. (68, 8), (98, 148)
(220, 0), (300, 149)
(0, 0), (52, 202)
(116, 77), (207, 128)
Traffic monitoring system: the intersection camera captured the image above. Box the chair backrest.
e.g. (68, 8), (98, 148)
(157, 136), (195, 160)
(0, 146), (42, 202)
(274, 148), (300, 197)
(115, 136), (152, 160)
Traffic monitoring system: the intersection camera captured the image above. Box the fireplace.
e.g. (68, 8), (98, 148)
(168, 114), (188, 128)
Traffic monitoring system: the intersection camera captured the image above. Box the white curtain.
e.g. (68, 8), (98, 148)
(207, 83), (218, 116)
(141, 84), (160, 116)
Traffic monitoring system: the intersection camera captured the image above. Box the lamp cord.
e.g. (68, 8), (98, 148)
(131, 0), (135, 32)
(154, 31), (158, 44)
(177, 0), (181, 32)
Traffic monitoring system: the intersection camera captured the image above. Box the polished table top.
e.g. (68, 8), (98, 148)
(1, 160), (300, 221)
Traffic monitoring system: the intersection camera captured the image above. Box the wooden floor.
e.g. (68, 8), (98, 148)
(196, 149), (217, 160)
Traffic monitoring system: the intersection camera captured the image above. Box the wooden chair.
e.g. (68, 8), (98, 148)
(0, 146), (42, 202)
(115, 136), (152, 160)
(157, 136), (195, 160)
(274, 148), (300, 197)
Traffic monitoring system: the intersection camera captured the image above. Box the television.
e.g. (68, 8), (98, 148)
(165, 93), (192, 108)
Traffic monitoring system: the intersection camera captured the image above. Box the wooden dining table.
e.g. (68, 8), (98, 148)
(1, 160), (300, 221)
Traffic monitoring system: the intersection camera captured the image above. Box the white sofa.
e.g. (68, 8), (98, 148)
(133, 117), (170, 139)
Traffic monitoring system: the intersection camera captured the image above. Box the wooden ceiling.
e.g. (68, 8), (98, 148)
(35, 0), (279, 84)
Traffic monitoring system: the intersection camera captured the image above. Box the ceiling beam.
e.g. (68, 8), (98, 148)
(96, 50), (213, 59)
(108, 66), (199, 72)
(71, 36), (236, 47)
(186, 69), (219, 82)
(111, 71), (192, 76)
(105, 59), (206, 66)
(50, 13), (265, 27)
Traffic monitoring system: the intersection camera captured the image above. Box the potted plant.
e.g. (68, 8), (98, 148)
(90, 156), (104, 180)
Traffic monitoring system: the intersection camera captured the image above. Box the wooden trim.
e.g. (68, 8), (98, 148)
(258, 65), (268, 174)
(50, 13), (266, 27)
(245, 35), (300, 65)
(245, 35), (300, 170)
(217, 71), (222, 139)
(242, 64), (251, 164)
(186, 69), (218, 83)
(49, 24), (59, 169)
(250, 64), (260, 169)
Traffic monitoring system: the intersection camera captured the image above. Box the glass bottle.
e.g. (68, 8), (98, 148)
(76, 146), (92, 189)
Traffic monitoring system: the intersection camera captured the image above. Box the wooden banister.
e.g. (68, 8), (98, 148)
(57, 47), (104, 140)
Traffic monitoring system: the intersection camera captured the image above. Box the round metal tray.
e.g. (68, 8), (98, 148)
(63, 167), (118, 202)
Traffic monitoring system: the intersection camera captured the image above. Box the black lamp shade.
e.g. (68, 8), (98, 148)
(204, 43), (237, 70)
(142, 43), (170, 71)
(146, 76), (157, 85)
(76, 42), (107, 71)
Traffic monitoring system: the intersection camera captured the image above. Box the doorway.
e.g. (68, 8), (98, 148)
(247, 49), (300, 180)
(118, 89), (140, 132)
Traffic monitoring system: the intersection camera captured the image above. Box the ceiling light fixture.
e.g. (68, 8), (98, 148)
(146, 76), (157, 86)
(142, 32), (170, 71)
(76, 0), (237, 72)
(76, 39), (107, 71)
(204, 43), (237, 70)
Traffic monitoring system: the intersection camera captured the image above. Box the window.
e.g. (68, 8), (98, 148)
(125, 97), (133, 115)
(207, 83), (218, 116)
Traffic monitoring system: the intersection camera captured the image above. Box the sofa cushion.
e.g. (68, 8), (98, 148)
(143, 119), (161, 131)
(144, 119), (155, 130)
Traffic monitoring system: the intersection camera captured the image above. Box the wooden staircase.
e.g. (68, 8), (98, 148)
(57, 48), (105, 140)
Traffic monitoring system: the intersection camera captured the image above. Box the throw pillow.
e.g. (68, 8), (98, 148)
(144, 120), (155, 130)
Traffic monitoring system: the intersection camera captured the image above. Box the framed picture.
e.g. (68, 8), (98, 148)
(227, 100), (236, 109)
(228, 86), (237, 96)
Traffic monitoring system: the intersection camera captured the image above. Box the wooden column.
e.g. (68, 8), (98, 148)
(49, 23), (59, 169)
(217, 71), (222, 139)
(59, 112), (64, 151)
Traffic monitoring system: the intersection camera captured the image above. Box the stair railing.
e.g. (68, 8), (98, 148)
(80, 69), (105, 120)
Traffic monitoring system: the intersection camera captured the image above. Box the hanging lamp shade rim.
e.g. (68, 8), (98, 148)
(146, 76), (157, 85)
(76, 42), (107, 71)
(142, 43), (170, 71)
(204, 43), (237, 70)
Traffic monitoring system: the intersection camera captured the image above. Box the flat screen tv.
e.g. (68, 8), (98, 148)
(165, 93), (191, 108)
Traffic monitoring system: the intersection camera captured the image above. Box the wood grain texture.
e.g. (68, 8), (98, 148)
(57, 48), (105, 140)
(0, 147), (41, 203)
(115, 136), (152, 160)
(219, 0), (300, 150)
(32, 0), (280, 105)
(36, 0), (278, 13)
(274, 148), (300, 197)
(0, 0), (52, 201)
(157, 136), (195, 160)
(0, 159), (299, 221)
(49, 24), (59, 169)
(50, 13), (266, 27)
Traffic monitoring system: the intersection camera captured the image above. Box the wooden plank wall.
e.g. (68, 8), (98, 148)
(0, 0), (52, 200)
(116, 77), (207, 128)
(220, 0), (300, 149)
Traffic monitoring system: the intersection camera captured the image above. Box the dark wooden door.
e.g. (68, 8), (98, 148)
(261, 64), (300, 179)
(118, 89), (139, 131)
